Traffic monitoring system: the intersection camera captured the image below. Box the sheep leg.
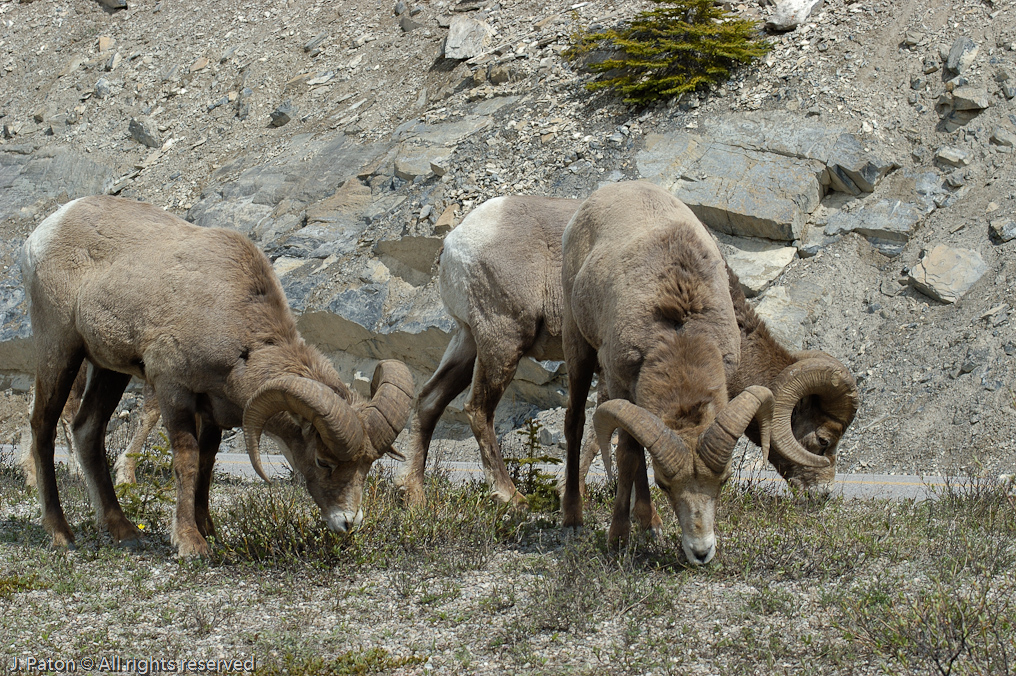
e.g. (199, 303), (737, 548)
(561, 331), (596, 530)
(114, 384), (160, 486)
(61, 365), (87, 476)
(400, 325), (477, 507)
(467, 354), (528, 507)
(72, 366), (141, 547)
(29, 352), (86, 549)
(630, 453), (662, 537)
(607, 430), (642, 547)
(193, 412), (221, 540)
(566, 382), (616, 501)
(160, 393), (209, 558)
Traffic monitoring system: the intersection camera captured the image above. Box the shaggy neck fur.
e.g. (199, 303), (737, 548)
(636, 250), (730, 452)
(726, 267), (795, 395)
(221, 256), (354, 409)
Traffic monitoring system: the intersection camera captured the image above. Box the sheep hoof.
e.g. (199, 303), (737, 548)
(175, 529), (211, 559)
(400, 484), (427, 509)
(561, 524), (583, 540)
(118, 537), (143, 551)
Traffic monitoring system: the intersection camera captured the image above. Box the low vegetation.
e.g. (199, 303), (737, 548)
(1, 442), (1013, 674)
(565, 0), (772, 105)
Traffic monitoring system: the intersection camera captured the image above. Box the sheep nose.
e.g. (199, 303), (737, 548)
(685, 543), (716, 566)
(325, 509), (363, 533)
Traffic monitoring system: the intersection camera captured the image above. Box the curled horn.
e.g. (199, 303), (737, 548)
(243, 377), (365, 480)
(361, 360), (415, 459)
(770, 354), (859, 468)
(592, 399), (689, 477)
(698, 385), (775, 474)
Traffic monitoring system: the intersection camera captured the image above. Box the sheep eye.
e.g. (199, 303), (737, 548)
(315, 458), (334, 471)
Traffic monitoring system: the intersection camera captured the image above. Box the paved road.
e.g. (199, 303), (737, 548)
(30, 447), (990, 501)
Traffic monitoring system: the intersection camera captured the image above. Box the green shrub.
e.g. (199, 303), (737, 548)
(505, 418), (561, 513)
(565, 0), (772, 105)
(114, 432), (174, 533)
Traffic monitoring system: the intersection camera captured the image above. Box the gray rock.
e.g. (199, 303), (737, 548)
(753, 282), (829, 350)
(715, 232), (797, 297)
(236, 87), (253, 120)
(394, 144), (451, 181)
(637, 114), (892, 241)
(128, 117), (161, 148)
(989, 219), (1016, 243)
(94, 77), (112, 99)
(946, 37), (978, 74)
(639, 133), (822, 241)
(270, 100), (295, 127)
(990, 127), (1016, 147)
(951, 86), (989, 111)
(766, 0), (823, 32)
(399, 16), (423, 32)
(908, 244), (986, 303)
(304, 33), (329, 53)
(394, 1), (407, 15)
(96, 0), (128, 8)
(935, 146), (973, 167)
(824, 199), (927, 257)
(444, 15), (493, 60)
(375, 236), (444, 286)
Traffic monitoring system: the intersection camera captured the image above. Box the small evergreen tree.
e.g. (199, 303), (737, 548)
(565, 0), (772, 105)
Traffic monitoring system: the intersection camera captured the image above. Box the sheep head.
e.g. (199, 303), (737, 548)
(768, 352), (859, 494)
(242, 360), (414, 533)
(593, 385), (773, 565)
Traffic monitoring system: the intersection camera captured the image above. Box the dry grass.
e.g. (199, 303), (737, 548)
(1, 442), (1014, 675)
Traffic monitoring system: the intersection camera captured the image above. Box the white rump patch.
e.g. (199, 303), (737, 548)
(440, 196), (506, 322)
(22, 198), (82, 276)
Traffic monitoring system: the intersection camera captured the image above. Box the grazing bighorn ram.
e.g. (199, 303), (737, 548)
(22, 195), (413, 557)
(560, 181), (774, 565)
(400, 196), (610, 507)
(20, 367), (161, 488)
(725, 267), (859, 492)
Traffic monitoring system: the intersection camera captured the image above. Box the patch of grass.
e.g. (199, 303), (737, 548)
(838, 570), (1015, 675)
(496, 535), (670, 650)
(0, 572), (48, 598)
(213, 467), (528, 569)
(564, 0), (772, 105)
(264, 647), (423, 675)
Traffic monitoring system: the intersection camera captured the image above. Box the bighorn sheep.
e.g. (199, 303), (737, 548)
(725, 267), (859, 491)
(22, 195), (413, 557)
(400, 196), (609, 507)
(404, 193), (859, 508)
(20, 366), (161, 487)
(560, 181), (774, 565)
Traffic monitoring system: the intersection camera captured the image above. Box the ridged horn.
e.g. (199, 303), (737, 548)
(361, 360), (415, 458)
(592, 399), (689, 478)
(243, 377), (365, 481)
(770, 354), (859, 468)
(698, 385), (775, 474)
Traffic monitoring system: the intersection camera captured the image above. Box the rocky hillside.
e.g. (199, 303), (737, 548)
(0, 0), (1013, 477)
